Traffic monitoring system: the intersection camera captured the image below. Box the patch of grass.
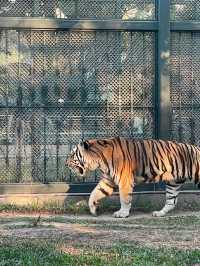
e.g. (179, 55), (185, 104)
(0, 215), (90, 227)
(93, 215), (200, 231)
(0, 200), (91, 215)
(177, 199), (200, 211)
(0, 213), (199, 236)
(133, 198), (163, 213)
(0, 216), (34, 224)
(0, 240), (69, 266)
(132, 215), (200, 228)
(42, 216), (91, 225)
(37, 214), (200, 233)
(0, 203), (43, 213)
(4, 223), (54, 230)
(0, 240), (200, 266)
(100, 198), (120, 213)
(113, 245), (200, 266)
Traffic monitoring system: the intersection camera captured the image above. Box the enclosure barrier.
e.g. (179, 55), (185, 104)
(0, 1), (200, 194)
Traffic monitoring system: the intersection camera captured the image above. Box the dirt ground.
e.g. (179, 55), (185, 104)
(0, 210), (199, 251)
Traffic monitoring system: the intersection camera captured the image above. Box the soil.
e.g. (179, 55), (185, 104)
(0, 210), (199, 250)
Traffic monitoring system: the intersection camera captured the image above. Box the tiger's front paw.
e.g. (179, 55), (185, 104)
(89, 202), (97, 216)
(152, 210), (166, 217)
(113, 209), (129, 218)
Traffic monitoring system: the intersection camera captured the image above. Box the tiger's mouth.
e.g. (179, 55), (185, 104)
(77, 166), (84, 175)
(68, 163), (86, 176)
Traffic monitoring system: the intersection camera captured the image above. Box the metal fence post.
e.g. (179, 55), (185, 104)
(157, 0), (171, 140)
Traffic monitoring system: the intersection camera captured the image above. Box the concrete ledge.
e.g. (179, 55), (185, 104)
(0, 183), (69, 194)
(0, 193), (69, 206)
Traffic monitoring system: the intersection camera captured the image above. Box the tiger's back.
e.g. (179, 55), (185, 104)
(124, 139), (200, 185)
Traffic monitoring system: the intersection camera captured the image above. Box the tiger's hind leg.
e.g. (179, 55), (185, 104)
(152, 182), (182, 217)
(88, 178), (116, 216)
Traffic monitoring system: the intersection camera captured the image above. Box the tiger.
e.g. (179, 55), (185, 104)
(66, 137), (200, 218)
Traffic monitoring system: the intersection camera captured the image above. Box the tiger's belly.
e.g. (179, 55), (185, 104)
(135, 167), (163, 183)
(135, 172), (186, 184)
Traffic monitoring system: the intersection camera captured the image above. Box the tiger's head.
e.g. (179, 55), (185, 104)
(66, 139), (113, 177)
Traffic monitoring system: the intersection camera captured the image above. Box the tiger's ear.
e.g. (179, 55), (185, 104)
(79, 140), (90, 150)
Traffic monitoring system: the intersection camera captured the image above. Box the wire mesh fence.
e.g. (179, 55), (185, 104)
(170, 32), (200, 145)
(0, 29), (155, 183)
(0, 0), (156, 20)
(0, 0), (200, 184)
(1, 0), (200, 21)
(170, 0), (200, 21)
